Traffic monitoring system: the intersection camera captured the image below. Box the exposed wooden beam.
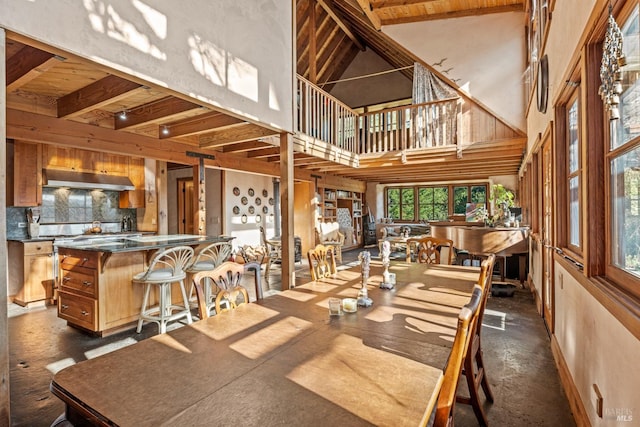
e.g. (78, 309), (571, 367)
(381, 5), (525, 25)
(309, 0), (318, 83)
(57, 75), (144, 118)
(159, 111), (245, 139)
(114, 97), (202, 130)
(317, 0), (365, 50)
(374, 0), (442, 8)
(247, 147), (280, 158)
(199, 123), (278, 148)
(6, 46), (60, 92)
(355, 0), (382, 30)
(222, 140), (270, 153)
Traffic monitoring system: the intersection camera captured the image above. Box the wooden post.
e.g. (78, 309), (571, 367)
(0, 28), (11, 425)
(280, 132), (295, 290)
(193, 160), (206, 235)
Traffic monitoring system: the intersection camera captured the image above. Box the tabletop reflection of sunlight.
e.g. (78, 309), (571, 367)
(230, 316), (312, 359)
(190, 304), (279, 340)
(280, 289), (317, 302)
(46, 358), (76, 375)
(287, 334), (441, 427)
(153, 334), (193, 354)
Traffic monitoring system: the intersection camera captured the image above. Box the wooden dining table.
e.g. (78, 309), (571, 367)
(50, 261), (481, 427)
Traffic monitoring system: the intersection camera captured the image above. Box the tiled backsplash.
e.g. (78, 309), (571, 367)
(7, 188), (136, 240)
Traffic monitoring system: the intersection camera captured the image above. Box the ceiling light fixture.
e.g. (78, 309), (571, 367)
(119, 110), (127, 120)
(161, 126), (170, 135)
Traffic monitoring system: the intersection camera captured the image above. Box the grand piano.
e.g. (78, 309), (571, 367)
(430, 222), (529, 283)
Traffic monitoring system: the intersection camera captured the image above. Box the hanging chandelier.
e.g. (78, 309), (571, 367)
(599, 11), (626, 120)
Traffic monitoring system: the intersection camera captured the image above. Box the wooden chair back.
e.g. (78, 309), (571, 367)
(455, 254), (496, 425)
(307, 244), (337, 281)
(434, 285), (483, 427)
(188, 242), (232, 271)
(192, 262), (250, 318)
(408, 237), (454, 265)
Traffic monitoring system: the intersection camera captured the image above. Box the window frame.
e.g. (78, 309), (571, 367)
(384, 183), (488, 222)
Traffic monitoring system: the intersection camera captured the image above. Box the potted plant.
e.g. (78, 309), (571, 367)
(489, 184), (515, 226)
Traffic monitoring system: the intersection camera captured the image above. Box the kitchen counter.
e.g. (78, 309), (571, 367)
(55, 234), (235, 336)
(54, 234), (234, 253)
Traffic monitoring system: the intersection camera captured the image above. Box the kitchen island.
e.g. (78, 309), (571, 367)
(55, 235), (234, 336)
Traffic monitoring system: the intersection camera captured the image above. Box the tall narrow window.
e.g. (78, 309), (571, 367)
(453, 186), (469, 214)
(386, 188), (400, 220)
(567, 94), (582, 251)
(608, 4), (640, 289)
(400, 188), (415, 220)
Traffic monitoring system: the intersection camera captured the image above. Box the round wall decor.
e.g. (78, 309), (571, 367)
(241, 214), (248, 224)
(233, 206), (240, 214)
(248, 206), (255, 214)
(536, 54), (549, 114)
(268, 198), (274, 206)
(248, 188), (255, 196)
(241, 196), (248, 205)
(255, 197), (261, 206)
(233, 187), (240, 196)
(262, 206), (268, 214)
(262, 189), (268, 197)
(256, 214), (262, 223)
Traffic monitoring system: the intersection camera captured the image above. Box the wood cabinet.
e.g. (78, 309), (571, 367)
(9, 240), (54, 306)
(7, 140), (42, 207)
(57, 248), (149, 335)
(119, 157), (145, 208)
(44, 145), (130, 176)
(319, 187), (364, 249)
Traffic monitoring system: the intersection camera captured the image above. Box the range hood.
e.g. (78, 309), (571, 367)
(43, 169), (135, 191)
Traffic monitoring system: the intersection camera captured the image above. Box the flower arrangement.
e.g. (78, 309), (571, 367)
(483, 184), (516, 226)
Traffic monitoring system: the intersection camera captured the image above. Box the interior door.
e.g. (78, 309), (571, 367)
(177, 178), (194, 235)
(541, 138), (554, 334)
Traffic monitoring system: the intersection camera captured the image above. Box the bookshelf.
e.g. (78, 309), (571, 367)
(319, 186), (364, 248)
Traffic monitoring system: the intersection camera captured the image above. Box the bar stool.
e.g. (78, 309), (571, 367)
(185, 242), (233, 317)
(133, 246), (194, 334)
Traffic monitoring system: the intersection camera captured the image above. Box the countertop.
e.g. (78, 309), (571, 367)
(54, 234), (234, 253)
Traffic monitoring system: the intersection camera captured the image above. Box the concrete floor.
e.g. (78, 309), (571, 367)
(8, 249), (576, 426)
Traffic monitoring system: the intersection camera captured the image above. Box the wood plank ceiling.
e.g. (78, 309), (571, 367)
(5, 0), (526, 184)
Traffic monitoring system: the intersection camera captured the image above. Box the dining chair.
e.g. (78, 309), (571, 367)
(434, 285), (483, 427)
(185, 242), (233, 313)
(260, 225), (282, 270)
(406, 236), (454, 264)
(307, 244), (337, 281)
(132, 246), (194, 334)
(456, 254), (496, 426)
(192, 261), (254, 318)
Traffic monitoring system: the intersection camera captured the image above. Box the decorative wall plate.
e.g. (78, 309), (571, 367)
(241, 196), (248, 205)
(262, 206), (268, 214)
(241, 214), (248, 224)
(248, 206), (255, 214)
(248, 188), (255, 196)
(233, 187), (240, 196)
(262, 189), (268, 197)
(255, 197), (261, 206)
(233, 206), (240, 214)
(268, 197), (274, 206)
(256, 214), (262, 223)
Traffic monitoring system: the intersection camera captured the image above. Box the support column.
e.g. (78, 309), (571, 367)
(0, 28), (11, 424)
(280, 132), (295, 290)
(193, 160), (206, 235)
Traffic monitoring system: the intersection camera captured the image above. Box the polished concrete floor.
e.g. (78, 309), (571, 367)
(8, 249), (576, 426)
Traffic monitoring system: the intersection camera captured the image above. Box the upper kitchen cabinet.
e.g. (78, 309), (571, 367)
(43, 145), (129, 176)
(7, 140), (42, 207)
(95, 153), (129, 176)
(119, 157), (145, 209)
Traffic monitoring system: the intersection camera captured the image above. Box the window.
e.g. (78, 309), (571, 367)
(608, 4), (640, 288)
(386, 187), (415, 221)
(418, 186), (448, 221)
(566, 92), (582, 252)
(385, 183), (487, 222)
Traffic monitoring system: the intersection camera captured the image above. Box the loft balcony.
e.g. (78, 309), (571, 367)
(293, 75), (526, 183)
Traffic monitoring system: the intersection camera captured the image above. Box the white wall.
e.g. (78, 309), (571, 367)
(205, 168), (223, 236)
(0, 0), (293, 132)
(224, 170), (276, 251)
(555, 264), (640, 425)
(384, 12), (526, 132)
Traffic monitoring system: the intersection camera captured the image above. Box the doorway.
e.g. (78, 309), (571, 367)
(177, 177), (194, 234)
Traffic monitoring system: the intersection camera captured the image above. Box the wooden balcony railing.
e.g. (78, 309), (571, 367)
(295, 75), (461, 156)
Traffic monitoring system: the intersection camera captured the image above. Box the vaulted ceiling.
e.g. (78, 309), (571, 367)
(5, 0), (527, 185)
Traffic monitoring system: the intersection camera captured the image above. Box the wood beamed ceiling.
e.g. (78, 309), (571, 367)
(6, 0), (526, 186)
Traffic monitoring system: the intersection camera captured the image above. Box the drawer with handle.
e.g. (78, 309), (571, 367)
(60, 265), (97, 297)
(59, 249), (99, 270)
(58, 291), (97, 331)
